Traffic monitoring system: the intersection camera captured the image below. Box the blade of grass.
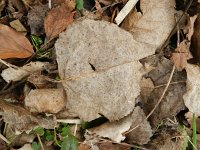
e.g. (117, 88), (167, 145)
(192, 113), (197, 150)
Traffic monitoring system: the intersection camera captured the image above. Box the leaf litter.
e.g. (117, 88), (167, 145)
(0, 0), (200, 149)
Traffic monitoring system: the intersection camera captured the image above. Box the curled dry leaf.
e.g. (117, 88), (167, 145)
(121, 0), (176, 56)
(25, 89), (65, 113)
(1, 61), (48, 82)
(0, 24), (33, 59)
(183, 64), (200, 116)
(55, 19), (145, 121)
(44, 0), (75, 40)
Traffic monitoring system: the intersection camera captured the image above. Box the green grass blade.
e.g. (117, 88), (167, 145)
(192, 113), (197, 150)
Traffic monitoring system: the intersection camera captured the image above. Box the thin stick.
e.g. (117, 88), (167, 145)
(123, 65), (175, 135)
(37, 134), (44, 150)
(154, 81), (185, 89)
(49, 0), (51, 9)
(0, 133), (10, 144)
(74, 124), (78, 136)
(115, 0), (139, 25)
(0, 59), (18, 69)
(92, 2), (121, 13)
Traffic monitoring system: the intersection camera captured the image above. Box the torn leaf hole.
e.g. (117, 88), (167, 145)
(89, 62), (96, 71)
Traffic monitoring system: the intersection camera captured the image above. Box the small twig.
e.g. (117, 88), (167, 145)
(154, 81), (185, 89)
(0, 133), (10, 144)
(98, 139), (150, 150)
(0, 59), (18, 69)
(123, 65), (176, 135)
(56, 119), (81, 124)
(37, 134), (44, 150)
(92, 2), (121, 13)
(74, 124), (78, 136)
(115, 0), (139, 25)
(49, 0), (51, 9)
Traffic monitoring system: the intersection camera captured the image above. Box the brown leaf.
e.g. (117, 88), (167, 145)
(97, 142), (130, 150)
(171, 40), (192, 71)
(171, 53), (188, 71)
(44, 0), (75, 40)
(78, 144), (91, 150)
(0, 24), (34, 59)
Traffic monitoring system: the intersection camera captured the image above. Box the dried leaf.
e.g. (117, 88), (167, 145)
(88, 107), (152, 144)
(171, 53), (188, 71)
(121, 0), (176, 57)
(0, 100), (56, 132)
(1, 62), (48, 83)
(186, 15), (197, 41)
(78, 144), (90, 150)
(97, 142), (130, 150)
(44, 1), (75, 40)
(143, 56), (186, 127)
(126, 107), (153, 145)
(10, 19), (27, 32)
(25, 89), (65, 113)
(0, 24), (33, 59)
(55, 19), (144, 121)
(171, 40), (192, 71)
(183, 64), (200, 116)
(28, 4), (49, 36)
(89, 113), (133, 143)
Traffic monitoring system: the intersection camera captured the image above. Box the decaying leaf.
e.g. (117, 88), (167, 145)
(55, 19), (146, 121)
(140, 77), (154, 103)
(25, 89), (65, 113)
(171, 40), (192, 71)
(0, 100), (56, 132)
(0, 24), (33, 59)
(121, 0), (176, 56)
(88, 107), (152, 144)
(126, 107), (152, 145)
(1, 61), (48, 83)
(44, 0), (75, 40)
(28, 4), (49, 35)
(183, 64), (200, 116)
(142, 56), (186, 127)
(97, 142), (130, 150)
